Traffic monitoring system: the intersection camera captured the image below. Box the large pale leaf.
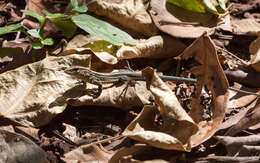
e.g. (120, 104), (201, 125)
(123, 67), (198, 151)
(0, 54), (91, 127)
(0, 129), (48, 163)
(72, 14), (137, 46)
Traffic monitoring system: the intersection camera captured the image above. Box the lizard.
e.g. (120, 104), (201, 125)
(65, 66), (260, 98)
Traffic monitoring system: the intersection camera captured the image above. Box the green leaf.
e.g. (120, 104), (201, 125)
(72, 6), (88, 13)
(83, 40), (120, 54)
(27, 29), (43, 39)
(71, 0), (78, 8)
(72, 14), (136, 46)
(41, 38), (54, 45)
(218, 0), (227, 11)
(42, 10), (64, 19)
(167, 0), (227, 15)
(167, 0), (206, 13)
(21, 10), (46, 26)
(0, 24), (23, 35)
(32, 42), (44, 49)
(201, 0), (218, 14)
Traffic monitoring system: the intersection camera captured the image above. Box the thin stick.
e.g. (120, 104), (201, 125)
(216, 46), (250, 66)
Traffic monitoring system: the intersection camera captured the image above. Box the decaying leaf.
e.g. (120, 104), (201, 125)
(215, 135), (260, 156)
(225, 83), (259, 113)
(116, 35), (186, 59)
(249, 33), (260, 72)
(0, 129), (48, 163)
(232, 18), (260, 36)
(67, 81), (153, 111)
(224, 99), (260, 136)
(181, 32), (229, 147)
(0, 54), (91, 127)
(149, 0), (231, 38)
(87, 0), (158, 36)
(109, 144), (171, 163)
(123, 67), (198, 151)
(62, 145), (112, 163)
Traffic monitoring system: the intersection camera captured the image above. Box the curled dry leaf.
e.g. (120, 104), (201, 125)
(67, 81), (153, 111)
(149, 0), (231, 38)
(225, 68), (260, 88)
(232, 18), (260, 36)
(109, 144), (171, 163)
(249, 33), (260, 72)
(87, 0), (158, 36)
(61, 35), (119, 66)
(181, 33), (229, 147)
(62, 145), (112, 163)
(224, 100), (260, 136)
(116, 35), (186, 59)
(225, 83), (259, 114)
(0, 54), (91, 127)
(0, 129), (48, 163)
(215, 135), (260, 156)
(123, 67), (198, 151)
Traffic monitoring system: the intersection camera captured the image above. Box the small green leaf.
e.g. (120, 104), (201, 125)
(167, 0), (206, 13)
(41, 38), (54, 45)
(72, 6), (88, 13)
(218, 0), (227, 11)
(49, 17), (77, 38)
(27, 29), (42, 39)
(21, 10), (46, 26)
(0, 24), (23, 35)
(32, 42), (44, 49)
(42, 10), (64, 19)
(72, 14), (136, 46)
(201, 0), (218, 14)
(71, 0), (78, 8)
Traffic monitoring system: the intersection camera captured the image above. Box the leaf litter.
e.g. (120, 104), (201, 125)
(1, 0), (260, 162)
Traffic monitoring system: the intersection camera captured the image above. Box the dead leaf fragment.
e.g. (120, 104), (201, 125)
(149, 0), (230, 38)
(181, 33), (229, 147)
(0, 129), (48, 163)
(232, 18), (260, 36)
(67, 81), (153, 110)
(0, 54), (91, 127)
(249, 33), (260, 72)
(117, 35), (186, 59)
(87, 0), (157, 36)
(224, 100), (260, 136)
(123, 67), (198, 151)
(62, 145), (112, 163)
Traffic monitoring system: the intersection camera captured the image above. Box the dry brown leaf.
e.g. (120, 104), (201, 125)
(249, 33), (260, 72)
(62, 145), (112, 163)
(226, 83), (259, 113)
(61, 35), (119, 67)
(215, 135), (260, 156)
(0, 129), (48, 163)
(123, 67), (198, 151)
(0, 47), (45, 74)
(67, 81), (153, 110)
(109, 144), (171, 163)
(0, 54), (91, 127)
(181, 33), (229, 147)
(116, 35), (186, 59)
(149, 0), (231, 38)
(232, 18), (260, 36)
(224, 99), (260, 136)
(87, 0), (158, 36)
(14, 126), (39, 142)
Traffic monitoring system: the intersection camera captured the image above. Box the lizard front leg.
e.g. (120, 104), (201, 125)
(88, 76), (103, 98)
